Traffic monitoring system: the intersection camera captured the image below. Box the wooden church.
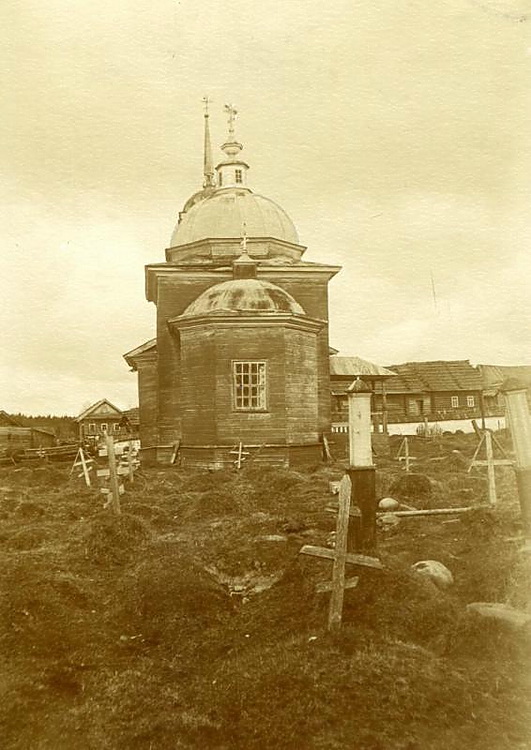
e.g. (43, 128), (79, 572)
(124, 104), (341, 467)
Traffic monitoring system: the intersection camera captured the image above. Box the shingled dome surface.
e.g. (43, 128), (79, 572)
(170, 189), (299, 247)
(181, 279), (305, 317)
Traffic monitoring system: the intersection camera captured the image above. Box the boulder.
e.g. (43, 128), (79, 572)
(379, 497), (399, 511)
(411, 560), (454, 589)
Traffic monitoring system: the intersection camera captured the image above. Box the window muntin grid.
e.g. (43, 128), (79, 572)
(233, 361), (267, 410)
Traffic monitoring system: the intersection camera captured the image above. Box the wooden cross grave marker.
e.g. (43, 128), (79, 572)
(95, 434), (126, 514)
(69, 448), (94, 487)
(230, 441), (250, 470)
(299, 474), (384, 632)
(468, 430), (513, 506)
(396, 436), (416, 472)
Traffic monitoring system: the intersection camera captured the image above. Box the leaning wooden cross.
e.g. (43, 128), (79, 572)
(69, 447), (94, 487)
(299, 474), (383, 632)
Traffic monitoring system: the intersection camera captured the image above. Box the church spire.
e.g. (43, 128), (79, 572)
(202, 96), (215, 189)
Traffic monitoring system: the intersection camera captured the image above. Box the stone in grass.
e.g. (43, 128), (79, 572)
(411, 560), (454, 589)
(466, 603), (531, 630)
(377, 513), (400, 531)
(379, 497), (399, 511)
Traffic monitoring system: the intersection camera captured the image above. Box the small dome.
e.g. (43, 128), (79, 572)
(181, 279), (305, 318)
(171, 189), (299, 247)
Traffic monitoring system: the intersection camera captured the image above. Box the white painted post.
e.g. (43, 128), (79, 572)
(501, 381), (531, 537)
(404, 436), (410, 473)
(347, 379), (377, 552)
(347, 379), (373, 468)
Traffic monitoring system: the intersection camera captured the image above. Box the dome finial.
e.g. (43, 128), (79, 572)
(224, 103), (238, 141)
(221, 103), (244, 162)
(202, 95), (215, 189)
(216, 103), (249, 189)
(233, 222), (257, 279)
(240, 222), (248, 255)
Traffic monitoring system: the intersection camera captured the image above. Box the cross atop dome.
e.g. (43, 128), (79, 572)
(224, 103), (238, 140)
(216, 102), (249, 189)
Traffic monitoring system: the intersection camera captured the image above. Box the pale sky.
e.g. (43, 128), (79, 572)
(2, 0), (531, 415)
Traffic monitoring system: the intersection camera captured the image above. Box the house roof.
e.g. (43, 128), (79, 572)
(122, 407), (139, 423)
(31, 427), (56, 437)
(329, 356), (396, 379)
(383, 360), (482, 393)
(76, 399), (124, 422)
(478, 364), (531, 390)
(0, 411), (24, 427)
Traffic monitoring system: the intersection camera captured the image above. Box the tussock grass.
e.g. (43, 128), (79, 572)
(0, 445), (529, 749)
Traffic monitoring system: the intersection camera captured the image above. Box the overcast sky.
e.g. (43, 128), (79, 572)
(2, 0), (531, 415)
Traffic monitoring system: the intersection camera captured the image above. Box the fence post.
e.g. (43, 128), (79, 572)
(105, 432), (121, 516)
(501, 380), (531, 537)
(484, 430), (497, 507)
(346, 379), (377, 553)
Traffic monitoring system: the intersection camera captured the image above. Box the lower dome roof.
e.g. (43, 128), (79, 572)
(181, 279), (305, 318)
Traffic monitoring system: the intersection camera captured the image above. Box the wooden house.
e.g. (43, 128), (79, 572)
(373, 360), (484, 423)
(329, 356), (397, 432)
(478, 364), (531, 415)
(0, 411), (56, 451)
(76, 399), (130, 441)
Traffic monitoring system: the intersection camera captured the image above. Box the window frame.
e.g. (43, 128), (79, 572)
(88, 422), (96, 434)
(232, 360), (268, 412)
(466, 395), (475, 408)
(235, 168), (243, 184)
(450, 396), (459, 408)
(100, 423), (108, 433)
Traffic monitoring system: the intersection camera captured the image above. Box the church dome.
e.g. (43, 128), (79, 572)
(181, 278), (305, 318)
(170, 189), (299, 248)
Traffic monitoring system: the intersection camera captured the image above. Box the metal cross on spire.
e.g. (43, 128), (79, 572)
(224, 103), (238, 139)
(202, 95), (211, 116)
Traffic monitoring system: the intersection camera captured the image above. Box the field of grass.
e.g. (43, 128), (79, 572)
(0, 433), (529, 749)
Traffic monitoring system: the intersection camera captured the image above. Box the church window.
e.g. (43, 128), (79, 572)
(218, 172), (223, 186)
(235, 168), (243, 184)
(233, 361), (267, 410)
